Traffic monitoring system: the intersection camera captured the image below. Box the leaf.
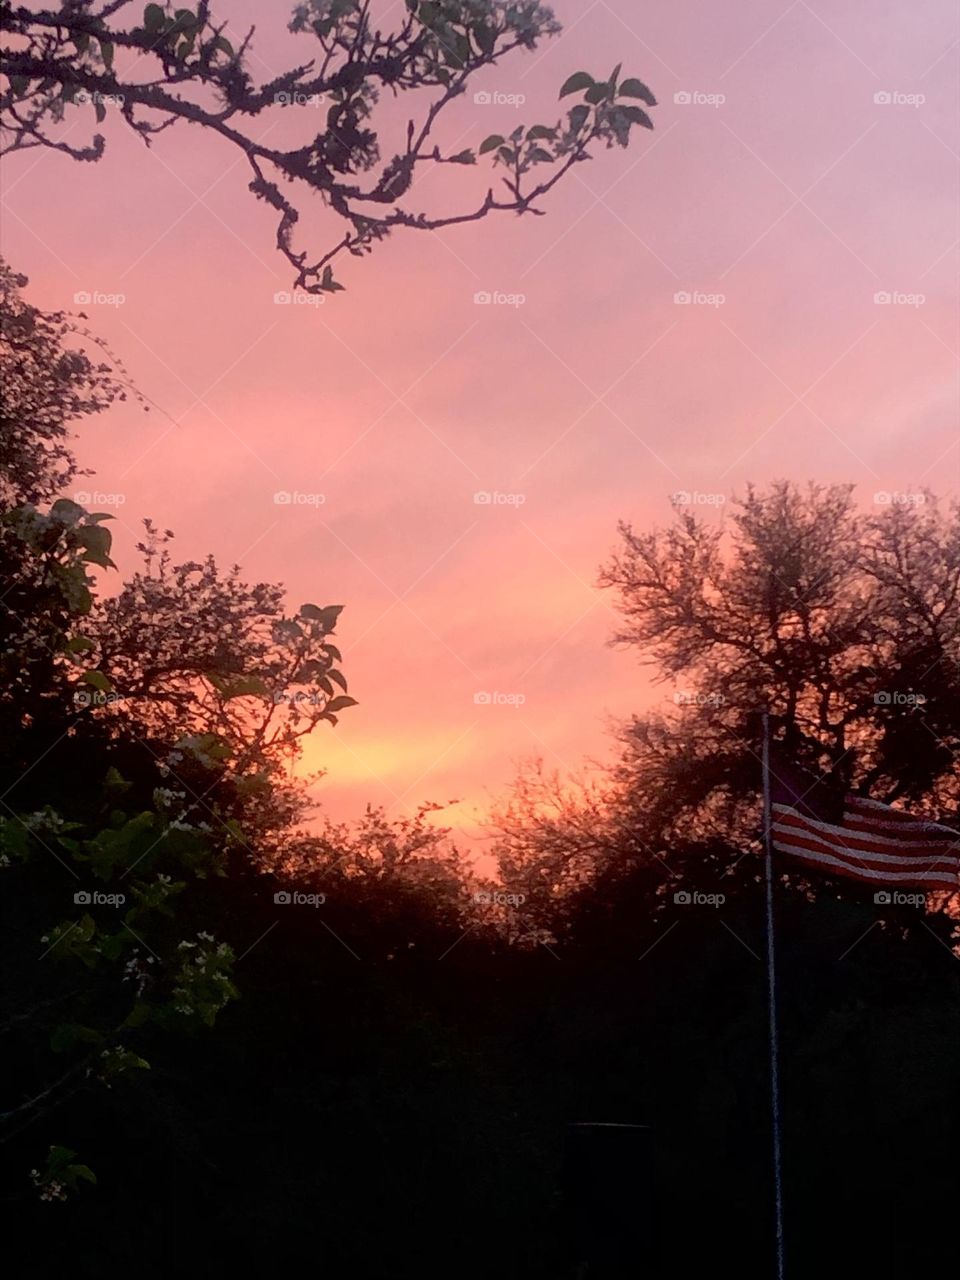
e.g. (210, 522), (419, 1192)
(50, 1023), (102, 1053)
(144, 4), (165, 32)
(82, 670), (113, 693)
(529, 147), (553, 164)
(320, 265), (345, 292)
(301, 603), (344, 632)
(51, 497), (85, 525)
(449, 149), (475, 164)
(77, 523), (114, 569)
(221, 675), (270, 699)
(95, 99), (106, 124)
(526, 124), (556, 141)
(559, 71), (595, 99)
(325, 695), (358, 715)
(479, 134), (504, 154)
(100, 40), (114, 70)
(585, 83), (609, 105)
(619, 78), (657, 106)
(620, 105), (654, 130)
(65, 635), (95, 654)
(323, 643), (342, 662)
(567, 104), (590, 132)
(214, 35), (234, 57)
(328, 668), (348, 692)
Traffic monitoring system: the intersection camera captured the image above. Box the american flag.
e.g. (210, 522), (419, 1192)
(769, 757), (960, 891)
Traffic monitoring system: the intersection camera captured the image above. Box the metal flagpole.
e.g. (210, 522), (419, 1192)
(762, 711), (786, 1280)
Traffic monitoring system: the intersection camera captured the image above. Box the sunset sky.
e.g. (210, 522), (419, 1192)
(4, 0), (958, 844)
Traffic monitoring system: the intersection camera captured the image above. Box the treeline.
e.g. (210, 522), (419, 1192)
(2, 262), (959, 1277)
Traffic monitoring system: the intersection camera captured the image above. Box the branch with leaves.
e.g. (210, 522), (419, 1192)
(1, 1), (656, 292)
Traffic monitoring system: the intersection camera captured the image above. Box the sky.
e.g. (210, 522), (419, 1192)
(4, 0), (958, 847)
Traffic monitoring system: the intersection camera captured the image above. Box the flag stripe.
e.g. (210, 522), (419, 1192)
(771, 801), (960, 890)
(772, 807), (960, 864)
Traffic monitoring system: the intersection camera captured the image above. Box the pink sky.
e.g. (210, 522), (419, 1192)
(4, 0), (958, 845)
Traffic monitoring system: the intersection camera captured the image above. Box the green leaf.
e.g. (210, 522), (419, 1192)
(619, 78), (657, 106)
(220, 675), (270, 699)
(479, 134), (504, 155)
(65, 635), (95, 654)
(325, 695), (358, 715)
(82, 670), (113, 693)
(144, 4), (165, 32)
(559, 71), (595, 99)
(51, 1022), (102, 1053)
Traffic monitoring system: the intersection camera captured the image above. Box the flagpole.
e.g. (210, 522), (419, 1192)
(762, 711), (786, 1280)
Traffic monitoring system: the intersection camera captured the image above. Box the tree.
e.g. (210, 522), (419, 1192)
(493, 483), (960, 936)
(1, 1), (657, 293)
(0, 263), (357, 1189)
